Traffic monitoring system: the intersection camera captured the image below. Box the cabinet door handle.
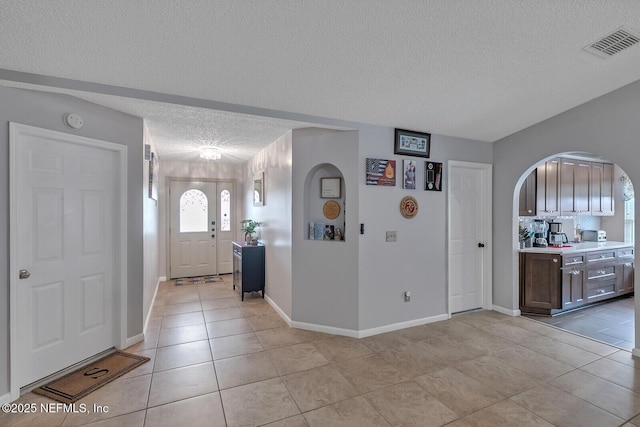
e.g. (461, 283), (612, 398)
(552, 259), (558, 263)
(625, 263), (633, 267)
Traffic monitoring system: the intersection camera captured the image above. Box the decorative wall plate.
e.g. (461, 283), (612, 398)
(400, 196), (418, 219)
(323, 200), (340, 219)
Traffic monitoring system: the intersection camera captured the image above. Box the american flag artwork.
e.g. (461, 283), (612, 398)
(366, 158), (396, 186)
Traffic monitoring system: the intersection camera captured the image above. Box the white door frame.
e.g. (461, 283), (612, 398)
(9, 123), (128, 400)
(166, 177), (237, 279)
(447, 160), (493, 316)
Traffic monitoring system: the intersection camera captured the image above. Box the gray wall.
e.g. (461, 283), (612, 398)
(0, 86), (144, 397)
(244, 132), (294, 317)
(493, 80), (640, 315)
(357, 124), (493, 330)
(292, 128), (360, 330)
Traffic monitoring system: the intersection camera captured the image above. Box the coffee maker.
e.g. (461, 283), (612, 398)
(547, 222), (569, 246)
(532, 220), (548, 247)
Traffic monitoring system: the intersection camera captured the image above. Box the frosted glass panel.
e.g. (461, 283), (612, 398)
(221, 190), (231, 231)
(180, 189), (208, 232)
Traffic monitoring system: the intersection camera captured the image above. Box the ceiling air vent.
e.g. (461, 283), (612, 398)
(584, 27), (640, 58)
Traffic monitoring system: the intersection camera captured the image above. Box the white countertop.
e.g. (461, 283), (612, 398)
(519, 241), (633, 254)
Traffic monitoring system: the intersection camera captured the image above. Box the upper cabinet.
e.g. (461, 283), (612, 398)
(519, 170), (537, 216)
(536, 158), (560, 216)
(521, 157), (614, 217)
(591, 162), (614, 216)
(560, 158), (591, 216)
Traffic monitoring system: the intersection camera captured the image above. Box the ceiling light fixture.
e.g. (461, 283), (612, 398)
(200, 147), (222, 160)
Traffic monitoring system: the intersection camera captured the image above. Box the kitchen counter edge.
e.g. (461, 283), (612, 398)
(519, 241), (633, 254)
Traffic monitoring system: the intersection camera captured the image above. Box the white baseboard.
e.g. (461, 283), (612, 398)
(123, 333), (145, 349)
(291, 313), (450, 339)
(291, 320), (360, 338)
(264, 294), (292, 326)
(0, 392), (11, 404)
(356, 314), (450, 338)
(144, 277), (162, 334)
(159, 276), (167, 282)
(632, 348), (640, 358)
(491, 305), (521, 317)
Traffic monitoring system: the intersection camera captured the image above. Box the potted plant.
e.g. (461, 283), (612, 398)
(240, 219), (261, 245)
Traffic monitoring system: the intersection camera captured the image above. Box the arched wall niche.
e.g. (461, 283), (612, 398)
(303, 163), (346, 241)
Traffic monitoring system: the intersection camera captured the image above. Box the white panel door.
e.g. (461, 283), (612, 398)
(169, 180), (218, 278)
(13, 127), (116, 386)
(448, 162), (491, 313)
(217, 181), (234, 274)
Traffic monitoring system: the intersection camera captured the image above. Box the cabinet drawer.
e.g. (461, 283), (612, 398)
(587, 250), (616, 263)
(563, 254), (585, 267)
(586, 265), (616, 281)
(587, 282), (616, 299)
(617, 247), (635, 259)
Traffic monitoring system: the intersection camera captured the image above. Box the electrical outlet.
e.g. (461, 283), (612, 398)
(386, 231), (397, 242)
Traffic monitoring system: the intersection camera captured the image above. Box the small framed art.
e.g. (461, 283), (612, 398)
(425, 161), (442, 191)
(321, 177), (341, 198)
(394, 128), (431, 158)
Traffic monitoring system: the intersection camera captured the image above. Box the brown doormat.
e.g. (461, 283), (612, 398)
(175, 275), (223, 286)
(33, 351), (150, 403)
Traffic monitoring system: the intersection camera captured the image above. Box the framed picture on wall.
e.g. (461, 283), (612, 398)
(321, 177), (341, 198)
(394, 128), (431, 158)
(425, 161), (442, 191)
(149, 152), (159, 201)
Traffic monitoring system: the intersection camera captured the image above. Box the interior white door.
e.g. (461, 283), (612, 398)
(217, 181), (234, 274)
(169, 180), (218, 278)
(448, 162), (492, 313)
(13, 126), (117, 386)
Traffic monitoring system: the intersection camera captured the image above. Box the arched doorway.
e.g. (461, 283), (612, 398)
(514, 152), (635, 350)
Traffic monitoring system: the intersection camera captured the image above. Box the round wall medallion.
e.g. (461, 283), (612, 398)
(323, 200), (341, 219)
(400, 196), (418, 219)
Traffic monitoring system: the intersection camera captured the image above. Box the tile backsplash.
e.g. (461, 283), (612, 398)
(519, 216), (602, 241)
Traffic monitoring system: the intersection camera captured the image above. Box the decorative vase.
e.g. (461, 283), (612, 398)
(245, 234), (252, 244)
(250, 237), (258, 245)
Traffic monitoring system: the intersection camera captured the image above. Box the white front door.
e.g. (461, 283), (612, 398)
(448, 161), (492, 314)
(169, 180), (218, 278)
(10, 123), (123, 390)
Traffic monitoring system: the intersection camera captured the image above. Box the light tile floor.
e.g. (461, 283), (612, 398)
(3, 276), (640, 426)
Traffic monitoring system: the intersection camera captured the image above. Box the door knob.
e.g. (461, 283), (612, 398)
(19, 269), (30, 279)
(478, 243), (485, 248)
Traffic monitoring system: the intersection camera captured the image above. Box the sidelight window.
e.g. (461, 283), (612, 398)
(221, 190), (231, 231)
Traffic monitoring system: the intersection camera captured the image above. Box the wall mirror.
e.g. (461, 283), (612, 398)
(253, 172), (264, 206)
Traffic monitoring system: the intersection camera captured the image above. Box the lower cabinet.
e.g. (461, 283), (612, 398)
(520, 247), (634, 315)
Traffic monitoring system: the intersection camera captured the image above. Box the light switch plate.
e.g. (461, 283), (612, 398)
(386, 231), (397, 242)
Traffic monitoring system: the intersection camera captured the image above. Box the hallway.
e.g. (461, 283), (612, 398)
(3, 276), (640, 426)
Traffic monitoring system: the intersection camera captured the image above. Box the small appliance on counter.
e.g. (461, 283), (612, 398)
(532, 219), (548, 247)
(581, 230), (607, 242)
(547, 221), (569, 246)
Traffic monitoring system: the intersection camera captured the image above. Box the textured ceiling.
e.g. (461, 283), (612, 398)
(2, 0), (640, 159)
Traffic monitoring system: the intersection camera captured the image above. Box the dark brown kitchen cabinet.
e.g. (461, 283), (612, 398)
(591, 162), (615, 216)
(617, 247), (634, 295)
(561, 254), (585, 311)
(520, 252), (562, 312)
(520, 246), (634, 315)
(560, 158), (591, 216)
(536, 158), (560, 216)
(519, 170), (537, 216)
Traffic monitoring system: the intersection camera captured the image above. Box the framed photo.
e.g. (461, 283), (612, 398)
(253, 172), (264, 206)
(148, 152), (159, 201)
(321, 177), (341, 198)
(425, 161), (443, 191)
(394, 128), (431, 158)
(403, 159), (417, 189)
(366, 158), (396, 186)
